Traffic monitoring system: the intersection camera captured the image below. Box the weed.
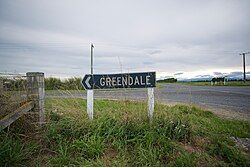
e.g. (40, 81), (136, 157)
(0, 132), (38, 167)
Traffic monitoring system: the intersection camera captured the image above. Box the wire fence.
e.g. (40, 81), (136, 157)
(0, 73), (28, 119)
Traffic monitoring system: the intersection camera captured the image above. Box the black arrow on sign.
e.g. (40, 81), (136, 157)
(81, 75), (93, 90)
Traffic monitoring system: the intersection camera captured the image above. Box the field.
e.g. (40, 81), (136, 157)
(178, 81), (250, 86)
(1, 98), (250, 166)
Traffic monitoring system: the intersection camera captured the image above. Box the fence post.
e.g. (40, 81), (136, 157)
(26, 72), (45, 125)
(0, 78), (3, 91)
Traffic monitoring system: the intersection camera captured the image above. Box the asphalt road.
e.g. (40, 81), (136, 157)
(46, 84), (250, 119)
(157, 84), (250, 119)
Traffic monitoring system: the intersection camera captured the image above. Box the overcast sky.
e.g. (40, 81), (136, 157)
(0, 0), (250, 79)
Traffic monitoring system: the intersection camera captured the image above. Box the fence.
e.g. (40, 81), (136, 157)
(0, 72), (45, 129)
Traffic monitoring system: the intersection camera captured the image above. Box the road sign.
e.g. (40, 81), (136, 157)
(81, 72), (156, 90)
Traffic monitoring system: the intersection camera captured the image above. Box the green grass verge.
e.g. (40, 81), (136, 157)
(1, 98), (250, 166)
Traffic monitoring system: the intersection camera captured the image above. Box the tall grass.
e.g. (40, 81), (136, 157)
(45, 110), (192, 166)
(0, 131), (38, 167)
(1, 98), (249, 166)
(43, 98), (249, 166)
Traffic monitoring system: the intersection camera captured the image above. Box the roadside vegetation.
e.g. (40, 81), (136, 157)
(45, 77), (83, 90)
(157, 78), (177, 83)
(1, 98), (250, 166)
(177, 81), (250, 86)
(1, 77), (84, 91)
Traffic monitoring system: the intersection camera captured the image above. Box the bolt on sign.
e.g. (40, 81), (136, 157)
(82, 72), (156, 89)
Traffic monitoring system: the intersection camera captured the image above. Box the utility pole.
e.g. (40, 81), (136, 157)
(240, 52), (250, 82)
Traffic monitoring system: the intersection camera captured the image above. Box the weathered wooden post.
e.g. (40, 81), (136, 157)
(0, 78), (3, 91)
(26, 72), (45, 125)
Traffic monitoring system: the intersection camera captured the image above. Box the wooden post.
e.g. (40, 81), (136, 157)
(0, 78), (3, 91)
(26, 72), (45, 125)
(148, 87), (154, 120)
(87, 90), (93, 119)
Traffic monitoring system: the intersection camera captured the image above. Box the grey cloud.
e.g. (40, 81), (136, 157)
(195, 75), (213, 78)
(0, 0), (250, 78)
(148, 50), (162, 55)
(143, 62), (154, 65)
(174, 72), (183, 76)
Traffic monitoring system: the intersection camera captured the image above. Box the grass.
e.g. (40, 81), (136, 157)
(0, 132), (39, 167)
(1, 98), (250, 166)
(177, 81), (250, 86)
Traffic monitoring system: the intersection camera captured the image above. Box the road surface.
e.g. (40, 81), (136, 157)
(46, 84), (250, 120)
